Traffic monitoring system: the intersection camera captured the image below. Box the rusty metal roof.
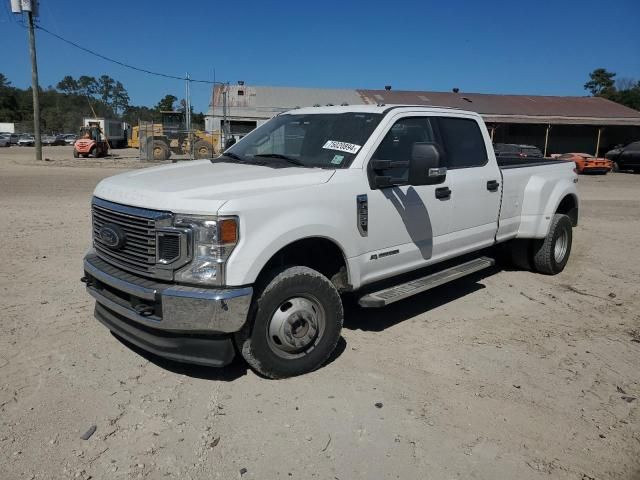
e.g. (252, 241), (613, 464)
(208, 85), (640, 126)
(357, 90), (640, 126)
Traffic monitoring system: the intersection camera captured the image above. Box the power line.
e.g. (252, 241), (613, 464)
(34, 24), (224, 85)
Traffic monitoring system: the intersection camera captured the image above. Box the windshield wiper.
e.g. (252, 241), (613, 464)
(253, 153), (306, 167)
(222, 151), (245, 161)
(211, 151), (250, 164)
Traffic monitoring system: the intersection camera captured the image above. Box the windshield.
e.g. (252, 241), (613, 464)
(225, 112), (383, 168)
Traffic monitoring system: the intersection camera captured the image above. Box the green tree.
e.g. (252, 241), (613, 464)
(112, 81), (130, 115)
(0, 73), (11, 89)
(122, 105), (160, 125)
(156, 94), (177, 111)
(0, 73), (19, 122)
(56, 75), (79, 95)
(97, 75), (115, 104)
(584, 68), (616, 96)
(77, 76), (98, 97)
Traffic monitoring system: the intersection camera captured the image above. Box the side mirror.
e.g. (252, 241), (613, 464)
(408, 142), (446, 185)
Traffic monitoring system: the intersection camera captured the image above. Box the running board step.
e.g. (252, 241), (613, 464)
(358, 256), (495, 308)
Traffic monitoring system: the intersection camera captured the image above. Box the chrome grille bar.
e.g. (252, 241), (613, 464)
(91, 197), (181, 281)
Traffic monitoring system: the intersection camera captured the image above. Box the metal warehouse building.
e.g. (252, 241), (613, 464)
(206, 84), (640, 156)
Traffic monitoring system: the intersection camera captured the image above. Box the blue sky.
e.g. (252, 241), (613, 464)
(2, 0), (639, 112)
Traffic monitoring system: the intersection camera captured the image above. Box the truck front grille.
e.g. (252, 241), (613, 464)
(91, 198), (186, 281)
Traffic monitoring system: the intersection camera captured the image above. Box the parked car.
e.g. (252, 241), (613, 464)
(605, 141), (640, 172)
(83, 105), (579, 378)
(494, 143), (544, 158)
(63, 134), (78, 145)
(17, 135), (35, 146)
(0, 135), (10, 147)
(556, 153), (612, 174)
(42, 134), (67, 146)
(0, 132), (20, 144)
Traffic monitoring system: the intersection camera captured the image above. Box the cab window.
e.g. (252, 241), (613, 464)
(438, 117), (488, 168)
(371, 117), (435, 181)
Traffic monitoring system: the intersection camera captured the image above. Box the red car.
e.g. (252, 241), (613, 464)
(556, 153), (612, 174)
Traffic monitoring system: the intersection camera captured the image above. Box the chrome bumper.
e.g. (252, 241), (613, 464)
(83, 254), (252, 334)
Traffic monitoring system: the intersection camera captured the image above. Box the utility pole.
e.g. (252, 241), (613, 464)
(11, 0), (42, 160)
(185, 72), (192, 158)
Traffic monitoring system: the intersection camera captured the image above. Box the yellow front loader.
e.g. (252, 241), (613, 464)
(128, 111), (221, 161)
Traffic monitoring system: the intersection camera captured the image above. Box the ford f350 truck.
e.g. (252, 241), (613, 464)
(82, 105), (579, 378)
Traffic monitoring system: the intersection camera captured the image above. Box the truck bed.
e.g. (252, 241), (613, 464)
(497, 156), (571, 169)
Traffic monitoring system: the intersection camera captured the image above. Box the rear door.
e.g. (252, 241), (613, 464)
(436, 116), (502, 255)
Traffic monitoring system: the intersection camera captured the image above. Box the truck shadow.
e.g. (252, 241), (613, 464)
(343, 267), (498, 332)
(112, 333), (249, 381)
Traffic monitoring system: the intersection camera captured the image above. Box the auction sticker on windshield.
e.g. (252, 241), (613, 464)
(323, 140), (361, 154)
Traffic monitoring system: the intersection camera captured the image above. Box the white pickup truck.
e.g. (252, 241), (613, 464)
(83, 105), (579, 378)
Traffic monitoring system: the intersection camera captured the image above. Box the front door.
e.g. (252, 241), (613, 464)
(359, 115), (453, 285)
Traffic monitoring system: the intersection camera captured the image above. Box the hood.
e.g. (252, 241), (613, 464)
(93, 160), (335, 214)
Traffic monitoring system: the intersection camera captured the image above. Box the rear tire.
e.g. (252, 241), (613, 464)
(73, 149), (79, 158)
(235, 266), (343, 379)
(532, 214), (572, 275)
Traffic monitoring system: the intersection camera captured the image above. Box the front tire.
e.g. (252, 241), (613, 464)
(193, 140), (213, 159)
(149, 140), (170, 161)
(235, 266), (343, 379)
(532, 214), (572, 275)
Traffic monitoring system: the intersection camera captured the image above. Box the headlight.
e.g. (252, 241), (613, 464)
(173, 215), (239, 286)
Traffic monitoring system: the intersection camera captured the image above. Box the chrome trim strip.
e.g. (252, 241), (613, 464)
(163, 286), (253, 301)
(84, 257), (157, 300)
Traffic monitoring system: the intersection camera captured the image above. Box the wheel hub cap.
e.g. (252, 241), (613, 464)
(268, 297), (322, 355)
(554, 229), (568, 263)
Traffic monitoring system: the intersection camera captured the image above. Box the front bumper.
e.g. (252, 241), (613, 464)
(83, 253), (253, 366)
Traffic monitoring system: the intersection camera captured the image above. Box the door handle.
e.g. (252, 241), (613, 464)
(487, 180), (500, 192)
(435, 187), (451, 199)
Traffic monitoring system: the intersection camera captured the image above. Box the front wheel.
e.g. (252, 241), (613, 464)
(148, 140), (170, 161)
(532, 214), (573, 275)
(193, 140), (213, 159)
(235, 266), (344, 379)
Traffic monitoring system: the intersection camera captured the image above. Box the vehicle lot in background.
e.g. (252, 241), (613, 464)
(494, 143), (544, 158)
(41, 134), (67, 146)
(0, 151), (638, 479)
(606, 141), (640, 172)
(63, 133), (77, 144)
(0, 132), (20, 144)
(17, 134), (35, 146)
(556, 152), (613, 174)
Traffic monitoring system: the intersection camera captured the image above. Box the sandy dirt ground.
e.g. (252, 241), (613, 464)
(1, 146), (639, 480)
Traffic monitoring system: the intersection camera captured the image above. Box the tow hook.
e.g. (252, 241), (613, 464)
(80, 276), (94, 287)
(133, 304), (154, 317)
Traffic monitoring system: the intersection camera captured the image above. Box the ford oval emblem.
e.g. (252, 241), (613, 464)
(99, 223), (126, 250)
